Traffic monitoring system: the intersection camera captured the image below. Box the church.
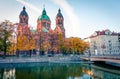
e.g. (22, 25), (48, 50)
(17, 6), (65, 54)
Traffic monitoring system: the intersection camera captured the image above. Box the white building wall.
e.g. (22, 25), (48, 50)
(85, 34), (120, 55)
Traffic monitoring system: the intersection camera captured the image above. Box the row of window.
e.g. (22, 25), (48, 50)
(91, 45), (120, 49)
(104, 50), (120, 53)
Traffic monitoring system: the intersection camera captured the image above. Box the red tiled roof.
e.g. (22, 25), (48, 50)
(89, 29), (118, 38)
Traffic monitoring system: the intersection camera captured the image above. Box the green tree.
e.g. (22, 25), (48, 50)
(0, 20), (15, 58)
(0, 38), (4, 52)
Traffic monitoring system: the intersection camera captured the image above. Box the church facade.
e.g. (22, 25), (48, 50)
(17, 6), (65, 54)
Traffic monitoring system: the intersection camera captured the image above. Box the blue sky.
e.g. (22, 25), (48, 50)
(0, 0), (120, 38)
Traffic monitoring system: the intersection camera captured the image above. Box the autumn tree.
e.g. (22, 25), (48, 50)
(17, 35), (35, 50)
(65, 37), (89, 54)
(42, 41), (50, 54)
(29, 37), (35, 50)
(58, 34), (66, 53)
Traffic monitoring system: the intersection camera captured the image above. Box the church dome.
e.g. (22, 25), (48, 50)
(20, 6), (28, 17)
(38, 8), (50, 21)
(56, 9), (63, 18)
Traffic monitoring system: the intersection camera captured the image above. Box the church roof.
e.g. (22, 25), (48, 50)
(31, 29), (35, 34)
(42, 27), (49, 33)
(38, 8), (50, 21)
(56, 9), (63, 19)
(49, 29), (54, 33)
(20, 6), (28, 17)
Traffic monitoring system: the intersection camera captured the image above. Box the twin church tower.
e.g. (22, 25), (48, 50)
(18, 6), (65, 52)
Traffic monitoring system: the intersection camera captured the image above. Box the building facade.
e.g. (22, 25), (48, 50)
(17, 6), (65, 54)
(18, 6), (30, 36)
(85, 29), (120, 55)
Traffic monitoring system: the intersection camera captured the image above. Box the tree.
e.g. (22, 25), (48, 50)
(16, 35), (23, 51)
(58, 34), (66, 53)
(65, 37), (89, 54)
(42, 41), (50, 53)
(29, 37), (35, 50)
(0, 37), (4, 52)
(0, 20), (15, 58)
(16, 35), (35, 52)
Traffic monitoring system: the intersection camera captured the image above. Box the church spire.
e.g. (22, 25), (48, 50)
(23, 6), (26, 11)
(56, 9), (64, 26)
(19, 6), (29, 24)
(58, 8), (61, 13)
(42, 8), (46, 15)
(56, 8), (63, 18)
(56, 9), (65, 37)
(43, 4), (45, 9)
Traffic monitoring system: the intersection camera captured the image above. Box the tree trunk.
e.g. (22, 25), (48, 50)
(3, 35), (7, 59)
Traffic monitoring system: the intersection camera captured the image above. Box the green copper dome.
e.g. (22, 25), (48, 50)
(38, 8), (50, 21)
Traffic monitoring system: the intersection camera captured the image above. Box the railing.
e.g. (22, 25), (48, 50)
(80, 55), (120, 64)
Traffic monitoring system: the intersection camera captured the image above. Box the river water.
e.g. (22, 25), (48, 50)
(0, 63), (120, 79)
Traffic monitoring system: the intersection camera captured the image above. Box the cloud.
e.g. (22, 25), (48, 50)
(16, 0), (41, 13)
(51, 0), (81, 37)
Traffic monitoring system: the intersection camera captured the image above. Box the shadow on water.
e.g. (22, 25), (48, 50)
(0, 62), (119, 79)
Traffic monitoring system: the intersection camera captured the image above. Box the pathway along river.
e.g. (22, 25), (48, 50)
(0, 62), (119, 79)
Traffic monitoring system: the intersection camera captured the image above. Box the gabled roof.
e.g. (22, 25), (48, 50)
(89, 29), (118, 38)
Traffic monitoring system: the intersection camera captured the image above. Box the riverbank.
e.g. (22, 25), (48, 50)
(0, 56), (92, 64)
(0, 56), (120, 67)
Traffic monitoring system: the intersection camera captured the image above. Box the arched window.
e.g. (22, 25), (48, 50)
(42, 22), (46, 26)
(60, 20), (63, 24)
(58, 20), (61, 24)
(23, 17), (26, 23)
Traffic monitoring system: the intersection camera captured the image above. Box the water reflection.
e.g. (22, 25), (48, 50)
(15, 64), (84, 79)
(83, 64), (120, 79)
(0, 68), (15, 79)
(0, 63), (119, 79)
(91, 65), (120, 79)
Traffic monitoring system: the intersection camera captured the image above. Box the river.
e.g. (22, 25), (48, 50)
(0, 62), (119, 79)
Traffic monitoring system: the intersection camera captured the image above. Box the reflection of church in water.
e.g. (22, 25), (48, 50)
(17, 6), (65, 53)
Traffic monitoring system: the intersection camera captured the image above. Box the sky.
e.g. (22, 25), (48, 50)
(0, 0), (120, 39)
